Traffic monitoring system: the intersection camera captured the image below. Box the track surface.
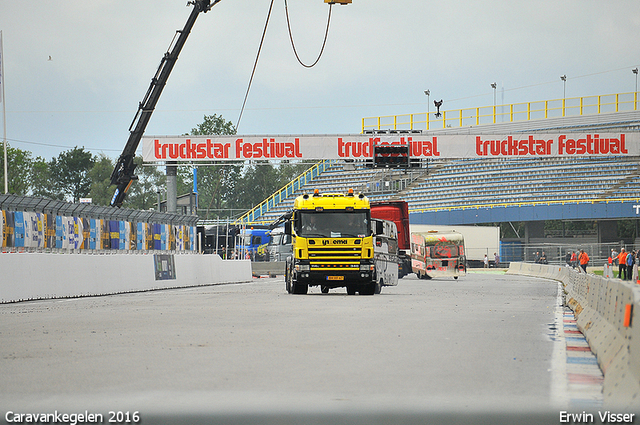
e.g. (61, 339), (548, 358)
(0, 271), (596, 424)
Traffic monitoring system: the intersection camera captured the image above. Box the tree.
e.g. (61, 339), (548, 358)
(124, 156), (166, 210)
(189, 114), (236, 136)
(186, 114), (242, 219)
(87, 154), (115, 206)
(30, 157), (57, 199)
(0, 146), (33, 195)
(234, 161), (280, 210)
(49, 147), (95, 202)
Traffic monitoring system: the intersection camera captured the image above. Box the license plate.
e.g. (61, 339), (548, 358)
(326, 276), (344, 281)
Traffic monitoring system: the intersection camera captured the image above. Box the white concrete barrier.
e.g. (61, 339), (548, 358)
(507, 262), (640, 409)
(0, 252), (252, 303)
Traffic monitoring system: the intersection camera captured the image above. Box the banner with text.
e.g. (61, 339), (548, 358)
(142, 133), (640, 162)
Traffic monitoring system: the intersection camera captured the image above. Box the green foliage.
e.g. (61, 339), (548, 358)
(49, 147), (96, 202)
(189, 114), (236, 136)
(30, 157), (55, 199)
(124, 156), (166, 210)
(87, 154), (115, 206)
(0, 145), (33, 195)
(617, 219), (637, 241)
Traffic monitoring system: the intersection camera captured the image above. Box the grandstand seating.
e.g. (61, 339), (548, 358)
(249, 154), (640, 224)
(240, 108), (640, 225)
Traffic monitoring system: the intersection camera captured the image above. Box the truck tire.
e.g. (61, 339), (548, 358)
(285, 262), (293, 293)
(321, 285), (329, 294)
(347, 286), (357, 295)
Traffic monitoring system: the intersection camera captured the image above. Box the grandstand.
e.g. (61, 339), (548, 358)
(237, 92), (640, 228)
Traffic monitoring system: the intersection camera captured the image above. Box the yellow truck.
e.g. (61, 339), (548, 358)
(282, 189), (383, 295)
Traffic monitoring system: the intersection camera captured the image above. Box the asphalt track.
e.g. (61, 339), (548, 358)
(0, 271), (602, 424)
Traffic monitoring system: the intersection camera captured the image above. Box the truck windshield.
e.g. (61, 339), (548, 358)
(298, 211), (370, 238)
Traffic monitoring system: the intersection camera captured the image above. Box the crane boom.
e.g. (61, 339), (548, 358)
(110, 0), (218, 207)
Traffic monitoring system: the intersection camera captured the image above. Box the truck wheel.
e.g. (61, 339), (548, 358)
(285, 270), (291, 293)
(321, 285), (329, 294)
(346, 286), (357, 295)
(375, 281), (382, 294)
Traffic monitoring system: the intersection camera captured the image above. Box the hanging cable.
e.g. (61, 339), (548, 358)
(236, 0), (276, 131)
(285, 0), (332, 68)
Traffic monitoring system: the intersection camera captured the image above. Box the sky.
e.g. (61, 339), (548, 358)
(0, 0), (639, 162)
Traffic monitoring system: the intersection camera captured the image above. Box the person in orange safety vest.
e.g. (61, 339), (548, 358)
(617, 248), (628, 280)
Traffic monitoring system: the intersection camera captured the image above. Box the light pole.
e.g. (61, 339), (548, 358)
(560, 75), (567, 116)
(634, 68), (638, 111)
(491, 83), (497, 123)
(491, 82), (497, 106)
(424, 89), (430, 129)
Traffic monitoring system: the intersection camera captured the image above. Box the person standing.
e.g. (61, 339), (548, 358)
(627, 250), (636, 281)
(494, 252), (500, 268)
(578, 249), (589, 273)
(570, 251), (577, 269)
(617, 248), (628, 280)
(484, 254), (489, 268)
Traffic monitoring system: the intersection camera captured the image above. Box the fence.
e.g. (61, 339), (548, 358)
(1, 194), (199, 253)
(362, 91), (640, 132)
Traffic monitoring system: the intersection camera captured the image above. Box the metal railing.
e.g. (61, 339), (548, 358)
(0, 194), (198, 225)
(234, 159), (334, 225)
(362, 91), (640, 132)
(409, 196), (640, 215)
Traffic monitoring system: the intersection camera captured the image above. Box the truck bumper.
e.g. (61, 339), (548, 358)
(294, 269), (374, 288)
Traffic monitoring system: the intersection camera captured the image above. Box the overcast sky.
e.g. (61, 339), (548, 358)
(0, 0), (639, 161)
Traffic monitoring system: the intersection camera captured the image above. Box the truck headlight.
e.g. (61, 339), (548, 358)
(296, 264), (310, 272)
(360, 264), (374, 271)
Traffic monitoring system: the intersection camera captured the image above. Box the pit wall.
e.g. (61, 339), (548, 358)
(0, 252), (252, 303)
(507, 262), (640, 409)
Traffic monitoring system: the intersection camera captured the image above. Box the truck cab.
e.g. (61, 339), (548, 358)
(284, 189), (378, 295)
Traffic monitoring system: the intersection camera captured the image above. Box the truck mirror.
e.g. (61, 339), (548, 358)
(284, 220), (292, 235)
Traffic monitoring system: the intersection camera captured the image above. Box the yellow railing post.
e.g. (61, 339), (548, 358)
(579, 96), (583, 116)
(493, 105), (496, 124)
(460, 109), (463, 127)
(442, 110), (446, 128)
(510, 104), (513, 122)
(426, 112), (430, 130)
(476, 107), (479, 126)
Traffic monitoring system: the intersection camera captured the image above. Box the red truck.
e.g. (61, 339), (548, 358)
(370, 201), (411, 278)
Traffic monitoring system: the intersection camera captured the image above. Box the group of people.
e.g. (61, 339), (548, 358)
(611, 248), (637, 281)
(534, 251), (548, 264)
(564, 250), (590, 273)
